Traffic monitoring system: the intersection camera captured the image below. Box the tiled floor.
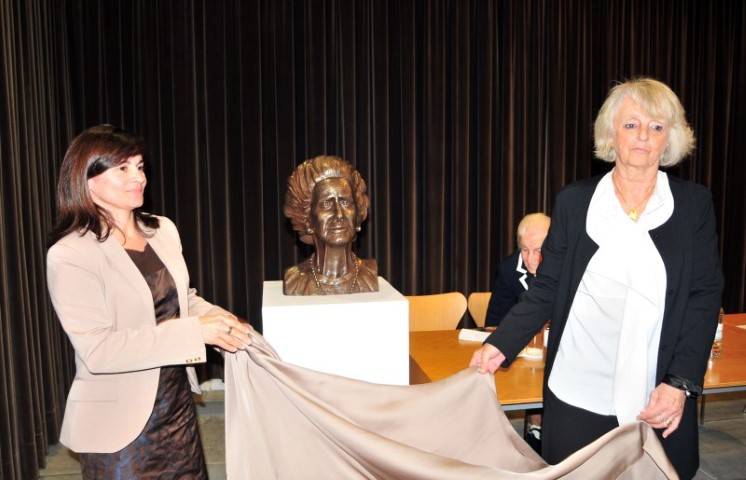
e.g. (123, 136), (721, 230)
(694, 392), (746, 480)
(40, 391), (746, 479)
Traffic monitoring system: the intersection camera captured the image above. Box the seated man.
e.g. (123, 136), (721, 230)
(485, 213), (550, 328)
(484, 212), (550, 453)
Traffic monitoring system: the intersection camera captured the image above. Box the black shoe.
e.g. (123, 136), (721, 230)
(524, 425), (542, 454)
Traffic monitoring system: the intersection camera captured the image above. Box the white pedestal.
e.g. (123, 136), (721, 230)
(261, 277), (409, 385)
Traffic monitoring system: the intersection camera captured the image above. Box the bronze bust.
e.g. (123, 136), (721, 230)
(283, 156), (378, 295)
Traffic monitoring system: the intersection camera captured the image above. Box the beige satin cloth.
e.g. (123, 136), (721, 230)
(224, 332), (678, 479)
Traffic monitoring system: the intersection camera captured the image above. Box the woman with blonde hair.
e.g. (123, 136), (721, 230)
(470, 78), (722, 479)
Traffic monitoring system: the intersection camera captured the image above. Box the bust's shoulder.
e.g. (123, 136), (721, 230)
(283, 259), (315, 295)
(359, 257), (377, 274)
(356, 257), (379, 292)
(288, 257), (314, 275)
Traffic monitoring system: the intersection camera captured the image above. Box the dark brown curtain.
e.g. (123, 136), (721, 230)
(0, 0), (76, 478)
(1, 0), (745, 478)
(60, 0), (746, 322)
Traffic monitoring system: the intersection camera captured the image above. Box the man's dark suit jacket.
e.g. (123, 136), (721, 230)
(485, 251), (534, 328)
(485, 173), (724, 479)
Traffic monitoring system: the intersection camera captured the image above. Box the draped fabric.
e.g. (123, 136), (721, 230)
(223, 331), (678, 479)
(1, 0), (745, 478)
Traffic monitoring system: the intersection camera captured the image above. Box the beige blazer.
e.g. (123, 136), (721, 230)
(47, 216), (225, 453)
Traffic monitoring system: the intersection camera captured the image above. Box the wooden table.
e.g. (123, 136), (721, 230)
(409, 330), (545, 411)
(702, 313), (746, 393)
(409, 313), (746, 413)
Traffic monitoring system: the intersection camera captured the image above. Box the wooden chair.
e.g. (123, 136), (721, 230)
(467, 292), (492, 328)
(406, 292), (468, 332)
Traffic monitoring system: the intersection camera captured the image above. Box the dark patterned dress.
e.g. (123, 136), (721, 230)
(79, 243), (208, 479)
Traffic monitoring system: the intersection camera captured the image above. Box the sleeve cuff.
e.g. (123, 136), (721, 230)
(662, 373), (702, 398)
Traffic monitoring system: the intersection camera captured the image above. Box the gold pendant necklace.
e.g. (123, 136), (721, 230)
(612, 173), (655, 222)
(627, 208), (639, 222)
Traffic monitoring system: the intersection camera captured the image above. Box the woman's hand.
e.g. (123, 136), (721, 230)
(469, 343), (506, 374)
(637, 383), (686, 437)
(199, 313), (253, 353)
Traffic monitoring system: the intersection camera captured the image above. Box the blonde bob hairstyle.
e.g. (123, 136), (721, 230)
(593, 78), (695, 167)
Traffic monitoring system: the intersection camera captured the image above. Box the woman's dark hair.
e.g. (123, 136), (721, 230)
(50, 124), (159, 244)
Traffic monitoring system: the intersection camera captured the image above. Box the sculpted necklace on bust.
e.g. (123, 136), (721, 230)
(612, 173), (656, 222)
(309, 253), (360, 293)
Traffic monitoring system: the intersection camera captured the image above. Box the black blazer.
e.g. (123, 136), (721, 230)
(485, 173), (723, 479)
(484, 251), (535, 328)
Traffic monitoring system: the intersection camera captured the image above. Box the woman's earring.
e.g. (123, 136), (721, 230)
(355, 226), (361, 232)
(306, 227), (314, 234)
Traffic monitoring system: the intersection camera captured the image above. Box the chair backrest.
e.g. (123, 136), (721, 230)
(406, 292), (468, 332)
(467, 292), (492, 328)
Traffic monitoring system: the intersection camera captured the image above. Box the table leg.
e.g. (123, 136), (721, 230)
(699, 395), (706, 425)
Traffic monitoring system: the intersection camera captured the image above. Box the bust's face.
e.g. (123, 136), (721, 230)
(310, 177), (357, 246)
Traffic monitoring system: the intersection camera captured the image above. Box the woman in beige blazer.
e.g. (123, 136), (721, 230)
(47, 125), (252, 479)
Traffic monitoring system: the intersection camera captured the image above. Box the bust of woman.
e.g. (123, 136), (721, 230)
(283, 156), (378, 295)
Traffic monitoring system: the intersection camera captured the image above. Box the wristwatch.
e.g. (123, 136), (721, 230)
(662, 373), (702, 398)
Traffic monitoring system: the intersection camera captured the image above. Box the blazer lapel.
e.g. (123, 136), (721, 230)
(551, 230), (598, 363)
(650, 201), (684, 348)
(98, 233), (156, 323)
(147, 223), (202, 392)
(147, 226), (189, 317)
(547, 181), (600, 374)
(565, 181), (601, 319)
